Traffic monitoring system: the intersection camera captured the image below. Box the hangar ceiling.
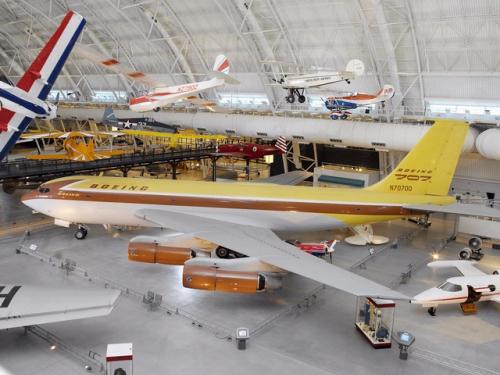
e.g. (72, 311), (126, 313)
(0, 0), (499, 114)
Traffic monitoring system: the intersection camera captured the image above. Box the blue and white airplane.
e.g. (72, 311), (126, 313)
(0, 10), (86, 161)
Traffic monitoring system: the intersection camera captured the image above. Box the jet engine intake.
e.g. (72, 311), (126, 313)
(182, 263), (280, 293)
(128, 241), (194, 265)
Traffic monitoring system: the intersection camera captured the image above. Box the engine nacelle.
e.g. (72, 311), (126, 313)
(182, 258), (282, 294)
(128, 241), (194, 265)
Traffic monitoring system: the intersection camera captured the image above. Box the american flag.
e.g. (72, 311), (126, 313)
(275, 136), (287, 153)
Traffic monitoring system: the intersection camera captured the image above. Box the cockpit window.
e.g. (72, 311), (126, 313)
(437, 282), (462, 292)
(38, 187), (50, 193)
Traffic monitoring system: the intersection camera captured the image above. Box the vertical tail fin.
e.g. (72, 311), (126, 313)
(365, 120), (469, 196)
(0, 11), (85, 161)
(213, 55), (230, 74)
(209, 54), (239, 84)
(102, 106), (118, 125)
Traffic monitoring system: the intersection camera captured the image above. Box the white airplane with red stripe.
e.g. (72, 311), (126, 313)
(76, 47), (239, 113)
(411, 261), (500, 315)
(129, 55), (239, 112)
(0, 10), (85, 161)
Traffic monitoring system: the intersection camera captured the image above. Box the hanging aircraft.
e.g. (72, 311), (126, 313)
(22, 120), (482, 300)
(21, 131), (128, 161)
(0, 284), (120, 329)
(271, 59), (365, 104)
(324, 84), (395, 120)
(102, 106), (177, 133)
(0, 11), (86, 161)
(411, 261), (500, 316)
(76, 46), (239, 113)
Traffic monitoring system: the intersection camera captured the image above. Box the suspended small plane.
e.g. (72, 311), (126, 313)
(77, 46), (239, 113)
(102, 106), (177, 133)
(21, 131), (128, 161)
(0, 11), (86, 161)
(411, 261), (500, 316)
(324, 84), (395, 119)
(270, 59), (365, 104)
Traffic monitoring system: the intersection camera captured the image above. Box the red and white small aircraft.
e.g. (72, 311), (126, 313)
(129, 55), (238, 113)
(411, 260), (500, 316)
(77, 47), (238, 113)
(324, 84), (395, 119)
(216, 136), (287, 160)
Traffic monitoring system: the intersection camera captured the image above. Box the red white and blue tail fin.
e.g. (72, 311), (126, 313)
(0, 11), (85, 161)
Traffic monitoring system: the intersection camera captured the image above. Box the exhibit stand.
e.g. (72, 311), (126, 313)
(355, 297), (395, 348)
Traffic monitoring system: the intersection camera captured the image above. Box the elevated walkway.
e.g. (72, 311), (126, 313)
(0, 146), (216, 184)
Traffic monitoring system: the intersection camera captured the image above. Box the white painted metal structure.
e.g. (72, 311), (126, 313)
(0, 1), (499, 115)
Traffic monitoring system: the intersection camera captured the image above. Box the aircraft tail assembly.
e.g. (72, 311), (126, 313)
(0, 11), (85, 161)
(365, 120), (469, 196)
(209, 54), (239, 85)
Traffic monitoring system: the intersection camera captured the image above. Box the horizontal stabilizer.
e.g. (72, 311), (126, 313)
(404, 203), (500, 219)
(427, 260), (485, 276)
(255, 170), (312, 186)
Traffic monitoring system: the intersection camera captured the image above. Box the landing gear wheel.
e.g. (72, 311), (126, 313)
(459, 248), (471, 260)
(286, 95), (295, 104)
(153, 107), (160, 112)
(298, 95), (306, 103)
(340, 114), (348, 120)
(74, 227), (88, 240)
(215, 246), (230, 259)
(427, 307), (437, 316)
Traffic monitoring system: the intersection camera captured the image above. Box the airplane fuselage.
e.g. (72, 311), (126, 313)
(129, 78), (224, 112)
(22, 175), (454, 232)
(282, 71), (354, 89)
(0, 81), (56, 121)
(412, 275), (500, 307)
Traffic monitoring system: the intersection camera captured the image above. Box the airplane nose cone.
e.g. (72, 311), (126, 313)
(21, 188), (39, 204)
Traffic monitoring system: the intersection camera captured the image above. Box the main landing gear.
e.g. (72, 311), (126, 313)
(427, 307), (437, 316)
(153, 107), (160, 112)
(215, 246), (246, 259)
(286, 88), (306, 104)
(74, 225), (88, 240)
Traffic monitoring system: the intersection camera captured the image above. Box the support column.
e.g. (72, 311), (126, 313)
(245, 159), (250, 181)
(211, 157), (218, 182)
(171, 162), (177, 180)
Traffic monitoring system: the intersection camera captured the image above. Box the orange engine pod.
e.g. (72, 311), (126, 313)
(182, 263), (268, 293)
(128, 242), (194, 265)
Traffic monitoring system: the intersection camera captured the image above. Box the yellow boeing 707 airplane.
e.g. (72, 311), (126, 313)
(23, 120), (486, 300)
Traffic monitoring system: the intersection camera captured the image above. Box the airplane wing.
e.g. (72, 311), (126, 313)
(26, 153), (70, 160)
(135, 208), (408, 300)
(20, 132), (64, 140)
(403, 203), (500, 219)
(255, 170), (312, 186)
(0, 285), (120, 329)
(75, 45), (162, 87)
(427, 260), (486, 276)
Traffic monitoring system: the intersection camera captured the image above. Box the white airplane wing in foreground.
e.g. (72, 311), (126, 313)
(135, 209), (408, 300)
(427, 260), (486, 276)
(0, 285), (120, 329)
(403, 203), (500, 219)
